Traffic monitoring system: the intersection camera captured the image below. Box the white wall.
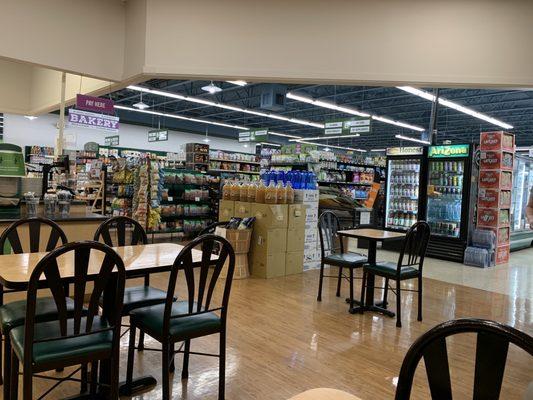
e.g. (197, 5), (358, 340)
(3, 114), (254, 154)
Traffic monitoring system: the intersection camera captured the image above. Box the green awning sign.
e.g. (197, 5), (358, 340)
(239, 129), (268, 142)
(428, 144), (470, 158)
(0, 143), (26, 177)
(325, 117), (371, 135)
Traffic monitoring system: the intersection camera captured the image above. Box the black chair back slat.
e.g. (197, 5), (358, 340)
(398, 221), (431, 272)
(423, 337), (452, 399)
(395, 318), (533, 400)
(198, 221), (229, 237)
(163, 235), (235, 335)
(473, 332), (509, 400)
(0, 217), (68, 255)
(24, 241), (125, 366)
(318, 211), (343, 258)
(94, 216), (148, 247)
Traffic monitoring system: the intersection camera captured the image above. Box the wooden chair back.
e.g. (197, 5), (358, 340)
(0, 217), (68, 255)
(318, 211), (343, 258)
(94, 216), (148, 247)
(397, 221), (431, 273)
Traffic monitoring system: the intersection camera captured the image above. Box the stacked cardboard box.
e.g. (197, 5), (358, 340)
(295, 190), (320, 270)
(477, 131), (514, 264)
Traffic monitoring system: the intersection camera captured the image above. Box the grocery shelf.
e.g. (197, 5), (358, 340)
(210, 158), (260, 165)
(209, 169), (260, 175)
(318, 181), (373, 186)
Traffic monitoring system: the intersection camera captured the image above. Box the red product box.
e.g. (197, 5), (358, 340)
(480, 151), (514, 171)
(477, 207), (510, 228)
(487, 227), (510, 246)
(480, 131), (514, 152)
(477, 189), (511, 208)
(479, 170), (512, 190)
(495, 244), (510, 265)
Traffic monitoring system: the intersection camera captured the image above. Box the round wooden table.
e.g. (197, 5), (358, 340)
(288, 388), (362, 400)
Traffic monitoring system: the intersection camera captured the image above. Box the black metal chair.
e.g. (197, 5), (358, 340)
(123, 234), (235, 400)
(0, 217), (68, 393)
(198, 221), (229, 237)
(8, 241), (126, 400)
(361, 221), (430, 327)
(395, 318), (533, 399)
(94, 216), (168, 350)
(317, 211), (367, 306)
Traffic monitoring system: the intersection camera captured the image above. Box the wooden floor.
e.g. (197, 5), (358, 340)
(4, 267), (532, 400)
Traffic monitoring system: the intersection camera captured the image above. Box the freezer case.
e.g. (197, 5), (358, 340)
(425, 144), (474, 262)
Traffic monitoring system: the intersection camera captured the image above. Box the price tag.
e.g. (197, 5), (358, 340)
(167, 196), (173, 202)
(195, 196), (201, 202)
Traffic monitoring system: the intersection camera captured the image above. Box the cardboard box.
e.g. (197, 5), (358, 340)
(304, 227), (318, 243)
(305, 240), (320, 253)
(303, 260), (321, 270)
(250, 252), (286, 278)
(487, 227), (510, 245)
(477, 208), (510, 228)
(216, 227), (252, 254)
(287, 227), (305, 251)
(305, 205), (319, 223)
(234, 201), (253, 218)
(294, 189), (319, 204)
(495, 244), (510, 264)
(304, 248), (321, 263)
(285, 251), (304, 275)
(480, 151), (514, 171)
(479, 170), (513, 190)
(252, 203), (288, 229)
(219, 200), (235, 221)
(288, 204), (307, 229)
(477, 189), (512, 209)
(480, 131), (515, 152)
(251, 227), (287, 257)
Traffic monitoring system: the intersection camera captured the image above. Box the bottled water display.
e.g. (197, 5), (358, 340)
(261, 170), (317, 190)
(385, 159), (420, 230)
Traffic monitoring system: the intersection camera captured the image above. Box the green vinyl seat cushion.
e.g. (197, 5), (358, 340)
(364, 261), (420, 279)
(99, 285), (169, 315)
(324, 253), (368, 268)
(10, 316), (113, 367)
(0, 297), (80, 334)
(130, 301), (221, 342)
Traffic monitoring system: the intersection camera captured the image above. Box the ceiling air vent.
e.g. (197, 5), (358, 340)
(260, 84), (286, 111)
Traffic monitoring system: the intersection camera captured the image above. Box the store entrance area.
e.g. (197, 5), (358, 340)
(0, 78), (531, 399)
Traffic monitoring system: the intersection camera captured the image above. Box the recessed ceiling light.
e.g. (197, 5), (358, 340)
(201, 81), (222, 94)
(370, 148), (387, 152)
(202, 137), (211, 143)
(24, 115), (38, 120)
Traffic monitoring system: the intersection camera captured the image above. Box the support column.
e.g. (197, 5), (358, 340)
(55, 72), (67, 158)
(427, 88), (440, 145)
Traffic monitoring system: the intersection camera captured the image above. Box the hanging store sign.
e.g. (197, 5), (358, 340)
(76, 94), (115, 114)
(386, 146), (424, 156)
(324, 117), (371, 135)
(104, 135), (120, 146)
(428, 144), (469, 158)
(238, 129), (268, 142)
(148, 129), (168, 142)
(69, 109), (119, 133)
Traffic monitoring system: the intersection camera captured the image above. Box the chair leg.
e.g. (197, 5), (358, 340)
(125, 325), (137, 390)
(3, 337), (11, 399)
(336, 266), (343, 297)
(182, 339), (190, 379)
(137, 330), (145, 351)
(10, 350), (18, 400)
(80, 364), (88, 393)
(219, 330), (226, 400)
(162, 342), (170, 400)
(359, 271), (367, 312)
(348, 267), (354, 307)
(382, 277), (389, 309)
(0, 332), (3, 386)
(417, 276), (423, 321)
(90, 361), (98, 395)
(317, 261), (325, 301)
(23, 367), (32, 400)
(109, 345), (121, 400)
(169, 343), (175, 373)
(396, 279), (402, 328)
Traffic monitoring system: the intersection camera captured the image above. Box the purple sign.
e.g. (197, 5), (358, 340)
(68, 109), (119, 133)
(76, 94), (114, 114)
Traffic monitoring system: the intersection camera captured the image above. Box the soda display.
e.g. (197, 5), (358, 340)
(426, 160), (465, 238)
(385, 159), (421, 230)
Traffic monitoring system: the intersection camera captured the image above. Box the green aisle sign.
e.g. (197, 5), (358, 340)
(0, 143), (26, 177)
(148, 129), (168, 142)
(104, 135), (120, 146)
(324, 116), (371, 135)
(428, 144), (469, 158)
(239, 129), (268, 142)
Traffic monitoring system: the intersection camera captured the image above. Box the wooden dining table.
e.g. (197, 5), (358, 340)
(0, 242), (210, 398)
(337, 228), (405, 316)
(289, 388), (362, 400)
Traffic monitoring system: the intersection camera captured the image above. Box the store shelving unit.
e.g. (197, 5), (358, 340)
(186, 143), (210, 172)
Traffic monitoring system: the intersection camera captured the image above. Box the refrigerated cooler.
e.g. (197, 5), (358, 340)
(425, 144), (475, 262)
(510, 153), (533, 250)
(384, 146), (427, 232)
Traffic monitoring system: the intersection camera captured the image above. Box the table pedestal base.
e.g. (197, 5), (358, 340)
(349, 305), (395, 317)
(119, 376), (158, 396)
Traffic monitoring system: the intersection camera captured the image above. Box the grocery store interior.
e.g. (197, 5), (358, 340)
(0, 1), (531, 400)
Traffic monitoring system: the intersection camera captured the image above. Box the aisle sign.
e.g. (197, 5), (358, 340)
(69, 109), (119, 133)
(239, 129), (268, 142)
(76, 94), (114, 114)
(324, 117), (371, 135)
(104, 135), (119, 146)
(148, 129), (168, 142)
(386, 146), (424, 156)
(428, 144), (469, 158)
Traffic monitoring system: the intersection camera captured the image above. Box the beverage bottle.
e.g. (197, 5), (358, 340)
(265, 181), (277, 204)
(276, 181), (287, 204)
(230, 182), (240, 200)
(256, 180), (266, 203)
(222, 182), (232, 200)
(285, 181), (295, 204)
(276, 170), (285, 185)
(247, 182), (257, 202)
(263, 171), (271, 186)
(240, 182), (249, 201)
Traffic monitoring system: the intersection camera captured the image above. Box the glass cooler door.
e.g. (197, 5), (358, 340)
(385, 158), (421, 231)
(426, 159), (465, 238)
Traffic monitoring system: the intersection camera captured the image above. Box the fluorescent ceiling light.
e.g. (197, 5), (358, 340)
(127, 85), (323, 129)
(370, 148), (386, 152)
(257, 142), (281, 147)
(226, 80), (247, 86)
(24, 115), (38, 120)
(323, 147), (331, 152)
(515, 147), (530, 151)
(289, 134), (360, 142)
(397, 86), (513, 129)
(201, 81), (222, 94)
(202, 137), (211, 143)
(287, 92), (424, 132)
(269, 131), (302, 139)
(395, 134), (430, 145)
(296, 139), (366, 153)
